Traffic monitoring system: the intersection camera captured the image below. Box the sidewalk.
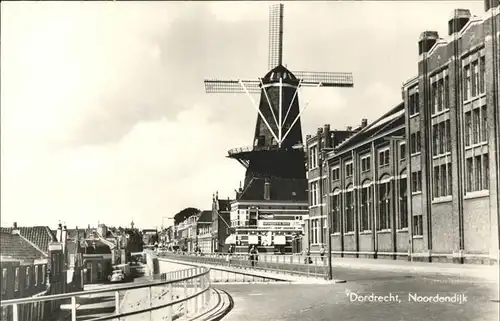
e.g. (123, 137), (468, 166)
(322, 256), (499, 281)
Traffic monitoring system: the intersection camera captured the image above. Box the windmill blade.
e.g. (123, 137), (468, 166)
(204, 80), (261, 93)
(268, 3), (284, 70)
(293, 71), (354, 88)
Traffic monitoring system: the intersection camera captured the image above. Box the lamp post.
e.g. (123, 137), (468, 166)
(319, 146), (334, 280)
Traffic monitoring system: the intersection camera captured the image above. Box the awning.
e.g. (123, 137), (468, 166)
(248, 235), (259, 245)
(225, 235), (236, 245)
(274, 235), (286, 245)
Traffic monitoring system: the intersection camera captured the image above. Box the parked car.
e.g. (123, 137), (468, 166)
(109, 270), (125, 283)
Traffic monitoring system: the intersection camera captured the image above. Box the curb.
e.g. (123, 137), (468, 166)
(186, 288), (234, 321)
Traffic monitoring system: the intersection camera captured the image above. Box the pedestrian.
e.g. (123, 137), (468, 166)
(306, 248), (312, 264)
(320, 246), (325, 263)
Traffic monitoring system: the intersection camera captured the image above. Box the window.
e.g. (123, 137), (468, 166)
(1, 269), (7, 294)
(34, 266), (39, 286)
(361, 156), (371, 172)
(437, 80), (443, 112)
(411, 171), (422, 193)
(345, 191), (354, 233)
(413, 215), (423, 236)
(481, 105), (488, 142)
(399, 143), (406, 161)
(431, 82), (437, 114)
(26, 267), (30, 289)
(473, 108), (480, 144)
(464, 65), (471, 101)
(312, 219), (319, 244)
(41, 266), (46, 285)
(433, 166), (440, 198)
(479, 56), (486, 94)
(465, 155), (489, 193)
(360, 185), (372, 231)
(309, 145), (318, 169)
(331, 167), (340, 181)
(14, 268), (19, 292)
(439, 122), (445, 154)
(399, 178), (408, 229)
(410, 131), (421, 155)
(331, 194), (341, 233)
(409, 92), (420, 116)
(464, 111), (471, 146)
(432, 124), (438, 156)
(309, 182), (319, 206)
(378, 181), (391, 230)
(472, 61), (479, 97)
(345, 162), (353, 178)
(379, 149), (390, 167)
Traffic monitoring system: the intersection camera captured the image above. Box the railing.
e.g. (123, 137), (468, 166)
(0, 267), (211, 321)
(158, 252), (328, 279)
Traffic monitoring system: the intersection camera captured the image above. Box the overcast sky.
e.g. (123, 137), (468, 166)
(1, 1), (485, 229)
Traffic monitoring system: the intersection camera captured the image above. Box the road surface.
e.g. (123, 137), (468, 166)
(219, 266), (499, 321)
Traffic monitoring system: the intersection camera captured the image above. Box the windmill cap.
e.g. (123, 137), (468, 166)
(263, 65), (297, 82)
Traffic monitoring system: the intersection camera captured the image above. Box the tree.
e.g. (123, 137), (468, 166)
(174, 207), (200, 225)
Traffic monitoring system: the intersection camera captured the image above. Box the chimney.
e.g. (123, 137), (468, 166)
(346, 126), (352, 131)
(62, 225), (68, 253)
(361, 119), (368, 128)
(57, 223), (63, 242)
(323, 124), (331, 148)
(418, 31), (439, 55)
(485, 0), (499, 11)
(448, 9), (471, 36)
(264, 179), (271, 200)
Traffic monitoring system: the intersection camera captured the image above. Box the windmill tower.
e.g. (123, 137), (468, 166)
(204, 4), (354, 200)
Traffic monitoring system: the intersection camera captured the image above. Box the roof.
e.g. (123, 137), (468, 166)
(263, 65), (297, 82)
(0, 232), (46, 261)
(0, 226), (56, 255)
(217, 199), (231, 212)
(333, 102), (405, 153)
(197, 211), (212, 224)
(80, 239), (112, 255)
(238, 177), (308, 202)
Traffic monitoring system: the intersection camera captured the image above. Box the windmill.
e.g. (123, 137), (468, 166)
(204, 3), (354, 194)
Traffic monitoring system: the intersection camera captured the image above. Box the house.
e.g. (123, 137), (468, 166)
(211, 193), (232, 253)
(197, 210), (212, 253)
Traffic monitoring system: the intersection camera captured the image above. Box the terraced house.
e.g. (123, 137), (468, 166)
(304, 1), (500, 264)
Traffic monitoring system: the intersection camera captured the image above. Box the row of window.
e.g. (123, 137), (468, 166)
(329, 178), (416, 234)
(408, 92), (420, 116)
(431, 76), (450, 115)
(309, 218), (327, 244)
(2, 266), (46, 294)
(466, 153), (489, 193)
(432, 120), (451, 156)
(464, 105), (488, 147)
(410, 131), (422, 155)
(433, 162), (453, 198)
(463, 57), (486, 101)
(309, 145), (319, 169)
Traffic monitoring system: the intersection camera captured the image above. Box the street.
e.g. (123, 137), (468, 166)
(218, 266), (499, 321)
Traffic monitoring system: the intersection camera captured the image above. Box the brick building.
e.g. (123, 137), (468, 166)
(304, 2), (499, 263)
(305, 124), (359, 253)
(401, 3), (499, 263)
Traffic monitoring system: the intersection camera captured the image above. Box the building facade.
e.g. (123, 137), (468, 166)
(305, 124), (360, 253)
(197, 211), (212, 253)
(304, 2), (499, 264)
(402, 4), (499, 263)
(211, 193), (232, 253)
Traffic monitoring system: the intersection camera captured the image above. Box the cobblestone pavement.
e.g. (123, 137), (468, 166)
(219, 266), (499, 321)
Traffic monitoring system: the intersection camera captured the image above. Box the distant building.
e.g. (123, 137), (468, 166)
(211, 193), (232, 253)
(197, 210), (212, 253)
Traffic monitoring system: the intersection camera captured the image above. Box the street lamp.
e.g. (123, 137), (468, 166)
(319, 146), (334, 280)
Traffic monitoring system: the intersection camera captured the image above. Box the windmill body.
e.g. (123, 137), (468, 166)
(204, 4), (353, 253)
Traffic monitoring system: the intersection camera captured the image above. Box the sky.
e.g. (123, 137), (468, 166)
(1, 1), (485, 229)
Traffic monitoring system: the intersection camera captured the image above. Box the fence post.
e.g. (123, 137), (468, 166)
(115, 291), (121, 318)
(71, 296), (77, 321)
(184, 279), (189, 315)
(12, 304), (18, 321)
(148, 286), (153, 321)
(194, 277), (199, 314)
(168, 283), (173, 321)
